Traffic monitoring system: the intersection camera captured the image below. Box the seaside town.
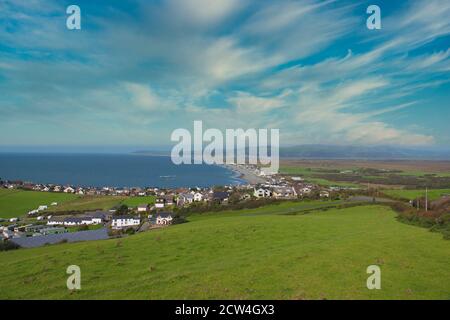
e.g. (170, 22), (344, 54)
(0, 164), (353, 248)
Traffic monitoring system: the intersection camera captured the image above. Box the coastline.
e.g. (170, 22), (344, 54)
(222, 164), (267, 185)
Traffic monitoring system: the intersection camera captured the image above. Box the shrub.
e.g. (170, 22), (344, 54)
(172, 215), (187, 225)
(0, 240), (20, 251)
(77, 225), (89, 231)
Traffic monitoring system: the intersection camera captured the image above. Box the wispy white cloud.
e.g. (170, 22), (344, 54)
(0, 0), (449, 146)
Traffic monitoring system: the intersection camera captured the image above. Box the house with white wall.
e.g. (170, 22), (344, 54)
(156, 213), (173, 225)
(193, 192), (204, 202)
(155, 198), (165, 208)
(253, 188), (272, 198)
(111, 216), (141, 229)
(137, 204), (149, 212)
(64, 186), (75, 193)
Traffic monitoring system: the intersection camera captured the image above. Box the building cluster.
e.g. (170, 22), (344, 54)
(47, 211), (109, 226)
(0, 179), (157, 197)
(1, 223), (67, 240)
(1, 165), (344, 245)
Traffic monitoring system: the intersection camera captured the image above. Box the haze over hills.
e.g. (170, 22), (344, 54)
(279, 145), (450, 160)
(134, 145), (450, 160)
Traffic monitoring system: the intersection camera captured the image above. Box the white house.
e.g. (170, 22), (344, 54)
(320, 191), (330, 198)
(46, 216), (99, 226)
(155, 198), (165, 208)
(2, 230), (14, 239)
(156, 213), (173, 225)
(80, 217), (95, 225)
(37, 205), (48, 211)
(86, 211), (108, 224)
(28, 209), (39, 216)
(240, 193), (251, 201)
(193, 192), (204, 202)
(253, 188), (272, 198)
(64, 186), (75, 193)
(137, 204), (149, 212)
(91, 217), (103, 224)
(51, 202), (58, 206)
(111, 216), (141, 229)
(47, 216), (62, 225)
(273, 186), (297, 199)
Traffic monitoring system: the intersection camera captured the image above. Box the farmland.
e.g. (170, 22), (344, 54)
(382, 189), (450, 201)
(45, 194), (156, 212)
(0, 189), (78, 219)
(0, 190), (157, 219)
(46, 195), (127, 213)
(280, 160), (450, 189)
(1, 204), (449, 299)
(121, 195), (156, 207)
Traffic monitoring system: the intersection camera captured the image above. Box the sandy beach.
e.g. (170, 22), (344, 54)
(223, 164), (267, 185)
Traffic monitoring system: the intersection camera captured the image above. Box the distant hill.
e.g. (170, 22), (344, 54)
(134, 144), (450, 160)
(279, 145), (450, 160)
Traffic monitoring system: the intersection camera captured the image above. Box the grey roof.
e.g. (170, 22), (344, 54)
(157, 212), (172, 218)
(85, 211), (109, 218)
(64, 217), (83, 223)
(212, 191), (229, 200)
(10, 228), (109, 248)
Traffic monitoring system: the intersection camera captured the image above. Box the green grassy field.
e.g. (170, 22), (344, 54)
(46, 195), (156, 212)
(383, 189), (450, 201)
(121, 196), (156, 207)
(46, 195), (127, 212)
(187, 200), (344, 221)
(0, 189), (157, 219)
(280, 166), (359, 187)
(397, 171), (450, 177)
(1, 204), (449, 299)
(0, 189), (78, 219)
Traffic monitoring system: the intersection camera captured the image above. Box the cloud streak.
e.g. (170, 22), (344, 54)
(0, 0), (449, 146)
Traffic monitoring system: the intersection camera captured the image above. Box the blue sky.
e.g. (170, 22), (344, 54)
(0, 0), (449, 148)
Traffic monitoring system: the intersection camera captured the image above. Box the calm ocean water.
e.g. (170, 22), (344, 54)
(0, 153), (244, 188)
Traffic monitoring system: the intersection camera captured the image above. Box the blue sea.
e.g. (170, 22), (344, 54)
(0, 153), (244, 188)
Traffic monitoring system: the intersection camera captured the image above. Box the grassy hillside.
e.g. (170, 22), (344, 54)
(121, 195), (156, 207)
(187, 200), (345, 221)
(46, 195), (156, 212)
(1, 204), (449, 299)
(0, 189), (156, 218)
(46, 195), (127, 213)
(280, 166), (359, 187)
(383, 189), (450, 201)
(0, 189), (78, 219)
